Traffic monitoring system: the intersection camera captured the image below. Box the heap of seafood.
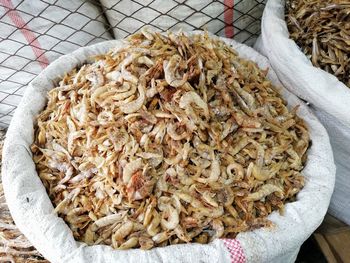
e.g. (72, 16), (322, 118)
(32, 30), (310, 250)
(286, 0), (350, 88)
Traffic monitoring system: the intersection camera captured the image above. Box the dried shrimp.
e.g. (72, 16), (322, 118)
(32, 30), (310, 250)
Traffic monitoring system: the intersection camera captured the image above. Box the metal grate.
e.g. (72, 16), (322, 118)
(0, 0), (266, 127)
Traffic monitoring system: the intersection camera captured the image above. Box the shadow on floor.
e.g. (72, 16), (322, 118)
(296, 236), (327, 263)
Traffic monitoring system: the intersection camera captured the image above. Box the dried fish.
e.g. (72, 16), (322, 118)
(286, 0), (350, 87)
(32, 31), (309, 250)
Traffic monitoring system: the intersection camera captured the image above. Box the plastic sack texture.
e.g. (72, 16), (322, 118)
(2, 34), (335, 263)
(255, 0), (350, 225)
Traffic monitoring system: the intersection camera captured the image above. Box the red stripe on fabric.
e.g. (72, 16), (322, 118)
(222, 239), (246, 263)
(0, 0), (49, 68)
(224, 0), (234, 38)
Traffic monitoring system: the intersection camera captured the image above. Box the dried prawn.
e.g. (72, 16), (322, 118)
(32, 30), (310, 250)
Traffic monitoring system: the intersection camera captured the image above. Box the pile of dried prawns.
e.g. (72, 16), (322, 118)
(32, 30), (310, 250)
(286, 0), (350, 87)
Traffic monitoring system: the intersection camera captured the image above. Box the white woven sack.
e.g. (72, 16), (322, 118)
(2, 33), (335, 263)
(254, 0), (350, 225)
(0, 0), (112, 124)
(312, 107), (350, 224)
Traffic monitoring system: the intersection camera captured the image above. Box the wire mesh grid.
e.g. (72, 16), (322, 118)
(0, 0), (266, 128)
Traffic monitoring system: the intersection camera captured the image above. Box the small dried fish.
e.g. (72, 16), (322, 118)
(32, 30), (309, 250)
(286, 0), (350, 87)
